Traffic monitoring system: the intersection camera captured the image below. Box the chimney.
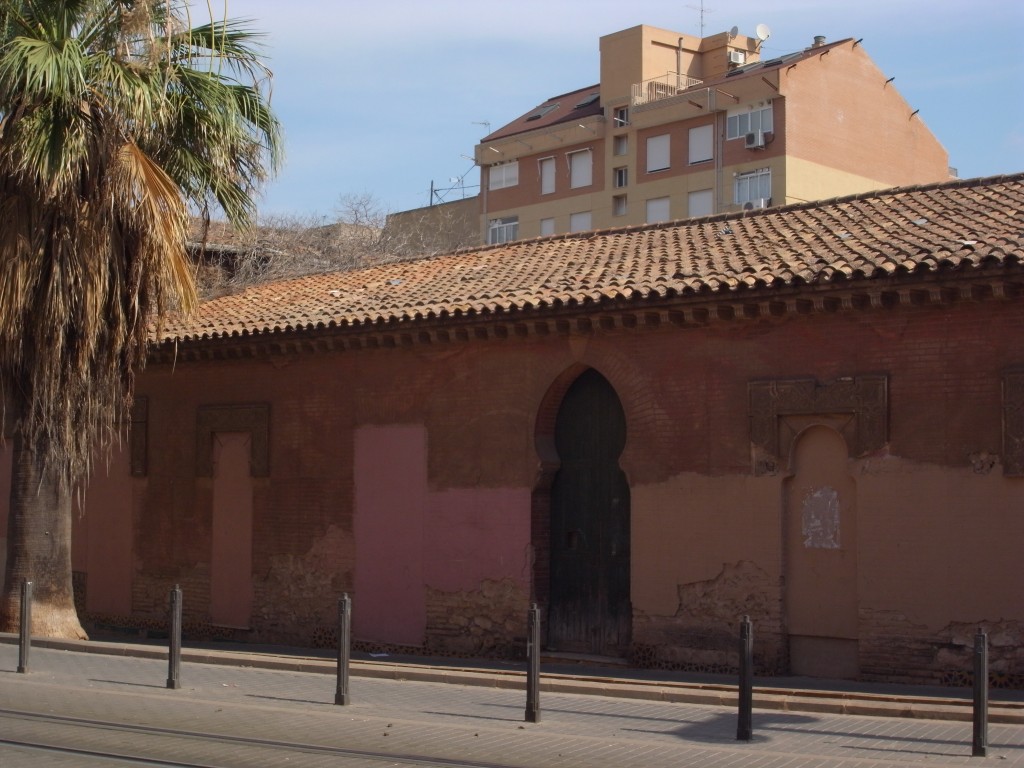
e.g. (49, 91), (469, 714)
(812, 35), (827, 48)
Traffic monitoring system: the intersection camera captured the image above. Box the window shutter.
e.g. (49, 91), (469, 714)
(688, 125), (713, 164)
(569, 150), (592, 188)
(646, 134), (670, 172)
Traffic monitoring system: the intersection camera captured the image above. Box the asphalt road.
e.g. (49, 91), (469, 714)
(2, 643), (1022, 767)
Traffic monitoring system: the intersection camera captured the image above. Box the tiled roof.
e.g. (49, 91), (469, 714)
(482, 40), (850, 143)
(482, 84), (604, 142)
(161, 173), (1024, 344)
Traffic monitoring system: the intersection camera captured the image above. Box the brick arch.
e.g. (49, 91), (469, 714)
(530, 365), (634, 653)
(533, 362), (591, 468)
(534, 345), (682, 484)
(531, 363), (593, 608)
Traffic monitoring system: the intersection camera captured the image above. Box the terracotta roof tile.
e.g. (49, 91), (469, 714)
(161, 174), (1024, 344)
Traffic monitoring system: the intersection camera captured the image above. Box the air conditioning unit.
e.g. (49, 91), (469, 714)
(728, 50), (746, 65)
(744, 131), (765, 149)
(742, 197), (771, 210)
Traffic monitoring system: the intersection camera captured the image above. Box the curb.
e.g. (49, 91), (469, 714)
(3, 634), (1022, 724)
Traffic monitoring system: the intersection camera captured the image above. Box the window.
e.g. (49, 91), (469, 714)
(526, 103), (559, 122)
(539, 217), (555, 236)
(539, 157), (555, 195)
(612, 195), (627, 216)
(688, 188), (714, 217)
(613, 135), (628, 156)
(614, 166), (628, 188)
(688, 124), (713, 164)
(487, 216), (519, 244)
(575, 92), (600, 109)
(488, 161), (518, 191)
(646, 196), (670, 223)
(613, 106), (629, 127)
(727, 104), (774, 140)
(568, 149), (592, 188)
(646, 134), (670, 172)
(569, 211), (592, 232)
(734, 168), (772, 205)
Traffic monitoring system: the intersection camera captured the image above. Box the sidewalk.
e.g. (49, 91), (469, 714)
(3, 632), (1021, 724)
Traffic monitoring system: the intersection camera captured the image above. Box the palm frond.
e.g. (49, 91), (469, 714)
(0, 0), (280, 491)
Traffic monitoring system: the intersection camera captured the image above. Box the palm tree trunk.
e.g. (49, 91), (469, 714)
(0, 431), (87, 638)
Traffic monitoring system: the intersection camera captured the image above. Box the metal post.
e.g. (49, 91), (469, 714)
(972, 628), (988, 757)
(335, 593), (352, 705)
(525, 603), (541, 723)
(737, 614), (753, 741)
(17, 580), (32, 674)
(166, 584), (182, 690)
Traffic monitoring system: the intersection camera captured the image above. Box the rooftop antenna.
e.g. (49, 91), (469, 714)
(728, 25), (738, 41)
(755, 23), (771, 51)
(686, 1), (713, 36)
(472, 120), (491, 135)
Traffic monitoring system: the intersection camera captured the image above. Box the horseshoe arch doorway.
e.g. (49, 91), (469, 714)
(541, 368), (631, 657)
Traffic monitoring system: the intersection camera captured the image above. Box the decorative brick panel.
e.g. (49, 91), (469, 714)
(1003, 371), (1024, 476)
(749, 375), (888, 475)
(196, 404), (270, 477)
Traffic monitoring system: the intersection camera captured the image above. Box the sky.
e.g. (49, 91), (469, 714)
(233, 0), (1024, 220)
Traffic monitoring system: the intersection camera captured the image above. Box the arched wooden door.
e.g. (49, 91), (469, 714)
(548, 369), (631, 656)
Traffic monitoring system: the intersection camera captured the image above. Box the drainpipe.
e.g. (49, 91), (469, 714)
(677, 38), (684, 90)
(480, 154), (488, 244)
(710, 87), (725, 214)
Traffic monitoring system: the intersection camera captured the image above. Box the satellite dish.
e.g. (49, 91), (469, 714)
(755, 23), (771, 42)
(729, 25), (739, 39)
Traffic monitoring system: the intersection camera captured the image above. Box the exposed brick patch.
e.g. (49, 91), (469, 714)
(632, 561), (785, 675)
(132, 564), (211, 625)
(249, 524), (352, 646)
(860, 610), (1024, 689)
(425, 578), (529, 659)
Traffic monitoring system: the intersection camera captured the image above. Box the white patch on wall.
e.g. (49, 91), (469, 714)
(802, 486), (840, 549)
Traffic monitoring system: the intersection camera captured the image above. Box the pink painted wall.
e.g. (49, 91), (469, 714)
(424, 488), (530, 592)
(74, 446), (134, 615)
(353, 425), (426, 645)
(210, 432), (254, 628)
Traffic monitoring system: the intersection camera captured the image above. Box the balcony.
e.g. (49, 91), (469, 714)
(631, 72), (703, 106)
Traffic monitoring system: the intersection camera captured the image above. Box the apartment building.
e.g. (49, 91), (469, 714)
(474, 24), (950, 244)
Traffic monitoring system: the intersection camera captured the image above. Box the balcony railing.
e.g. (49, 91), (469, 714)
(631, 72), (703, 106)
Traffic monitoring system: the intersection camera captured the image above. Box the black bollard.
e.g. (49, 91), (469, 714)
(737, 614), (753, 741)
(17, 580), (32, 674)
(335, 593), (352, 705)
(525, 603), (541, 723)
(972, 628), (988, 757)
(166, 584), (182, 690)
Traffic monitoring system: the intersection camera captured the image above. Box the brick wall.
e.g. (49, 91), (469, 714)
(64, 294), (1023, 684)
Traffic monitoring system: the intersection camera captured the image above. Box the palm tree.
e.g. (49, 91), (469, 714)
(0, 0), (281, 637)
